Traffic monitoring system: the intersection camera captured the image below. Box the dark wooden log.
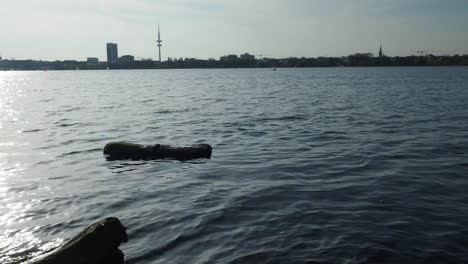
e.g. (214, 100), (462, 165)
(29, 217), (128, 264)
(103, 142), (212, 161)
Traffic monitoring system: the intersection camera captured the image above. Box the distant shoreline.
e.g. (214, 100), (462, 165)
(1, 65), (467, 72)
(1, 53), (467, 71)
(3, 66), (468, 72)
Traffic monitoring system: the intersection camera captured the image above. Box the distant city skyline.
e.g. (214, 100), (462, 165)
(1, 0), (468, 61)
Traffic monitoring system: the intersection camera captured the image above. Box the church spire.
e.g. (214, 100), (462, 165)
(379, 44), (383, 58)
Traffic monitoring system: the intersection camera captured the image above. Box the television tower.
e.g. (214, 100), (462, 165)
(157, 25), (162, 62)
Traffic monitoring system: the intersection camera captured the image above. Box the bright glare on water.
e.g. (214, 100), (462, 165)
(1, 67), (468, 263)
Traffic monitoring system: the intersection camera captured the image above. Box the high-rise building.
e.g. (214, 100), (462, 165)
(106, 43), (118, 64)
(157, 25), (162, 62)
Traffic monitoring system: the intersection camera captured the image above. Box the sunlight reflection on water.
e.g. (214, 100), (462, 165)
(0, 72), (62, 263)
(0, 227), (63, 264)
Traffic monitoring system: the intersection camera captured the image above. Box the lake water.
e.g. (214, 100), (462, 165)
(1, 67), (468, 264)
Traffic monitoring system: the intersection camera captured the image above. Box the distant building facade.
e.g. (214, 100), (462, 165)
(240, 53), (255, 61)
(106, 43), (118, 64)
(220, 54), (239, 62)
(87, 57), (99, 64)
(118, 55), (135, 63)
(140, 58), (153, 62)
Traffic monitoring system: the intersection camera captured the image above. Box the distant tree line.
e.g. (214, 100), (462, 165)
(1, 53), (468, 71)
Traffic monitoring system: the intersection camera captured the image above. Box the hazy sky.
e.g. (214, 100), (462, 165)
(1, 0), (468, 61)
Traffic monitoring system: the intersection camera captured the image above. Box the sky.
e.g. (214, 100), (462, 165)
(1, 0), (468, 61)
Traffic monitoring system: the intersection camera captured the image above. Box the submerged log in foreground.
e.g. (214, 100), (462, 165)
(30, 217), (128, 264)
(103, 142), (212, 161)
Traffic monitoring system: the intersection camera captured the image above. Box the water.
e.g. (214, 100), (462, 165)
(1, 67), (468, 263)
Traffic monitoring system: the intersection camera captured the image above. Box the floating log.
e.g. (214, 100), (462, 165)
(103, 142), (212, 161)
(29, 217), (128, 264)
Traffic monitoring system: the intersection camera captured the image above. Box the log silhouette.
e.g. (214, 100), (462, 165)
(103, 142), (212, 161)
(29, 217), (128, 264)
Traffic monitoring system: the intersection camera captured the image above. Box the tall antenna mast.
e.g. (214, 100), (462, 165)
(157, 24), (162, 62)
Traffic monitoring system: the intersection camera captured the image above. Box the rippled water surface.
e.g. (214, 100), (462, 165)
(1, 67), (468, 263)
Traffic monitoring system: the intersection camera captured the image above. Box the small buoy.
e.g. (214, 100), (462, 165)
(273, 68), (276, 71)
